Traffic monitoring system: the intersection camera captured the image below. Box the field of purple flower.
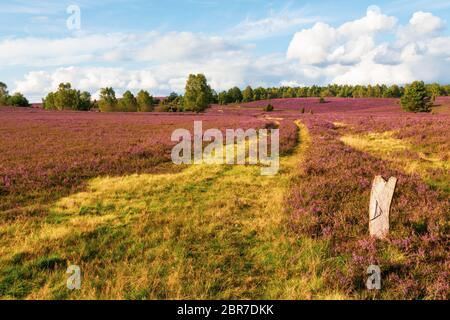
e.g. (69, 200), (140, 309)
(0, 108), (272, 211)
(0, 98), (448, 299)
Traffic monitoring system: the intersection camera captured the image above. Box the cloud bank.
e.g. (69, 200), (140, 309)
(287, 6), (450, 85)
(4, 6), (450, 100)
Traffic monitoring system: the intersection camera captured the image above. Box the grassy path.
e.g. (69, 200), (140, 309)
(0, 121), (342, 299)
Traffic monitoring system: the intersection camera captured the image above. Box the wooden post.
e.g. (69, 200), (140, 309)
(369, 176), (397, 239)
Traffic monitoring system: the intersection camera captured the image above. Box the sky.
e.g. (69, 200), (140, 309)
(1, 0), (450, 102)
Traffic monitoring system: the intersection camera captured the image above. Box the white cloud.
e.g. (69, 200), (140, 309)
(14, 53), (294, 101)
(6, 6), (450, 101)
(231, 7), (318, 40)
(397, 11), (446, 44)
(287, 6), (397, 66)
(287, 6), (450, 85)
(0, 31), (238, 67)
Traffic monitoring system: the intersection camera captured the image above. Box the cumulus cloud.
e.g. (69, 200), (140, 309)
(15, 53), (294, 100)
(287, 6), (397, 66)
(0, 31), (239, 67)
(287, 6), (450, 85)
(397, 11), (446, 44)
(6, 6), (450, 101)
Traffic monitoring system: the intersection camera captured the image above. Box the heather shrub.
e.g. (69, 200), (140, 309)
(263, 104), (274, 112)
(289, 117), (449, 299)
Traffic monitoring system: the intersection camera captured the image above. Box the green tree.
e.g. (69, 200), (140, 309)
(184, 74), (212, 112)
(8, 92), (29, 107)
(98, 87), (118, 112)
(401, 81), (433, 113)
(242, 86), (254, 102)
(227, 87), (243, 103)
(43, 92), (56, 110)
(137, 90), (154, 112)
(427, 83), (441, 101)
(389, 84), (401, 98)
(118, 91), (138, 112)
(0, 82), (9, 106)
(54, 83), (78, 110)
(79, 91), (92, 111)
(42, 84), (91, 111)
(211, 89), (218, 104)
(218, 91), (228, 105)
(254, 87), (266, 100)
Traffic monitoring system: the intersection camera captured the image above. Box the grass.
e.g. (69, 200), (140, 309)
(0, 121), (345, 300)
(341, 131), (450, 194)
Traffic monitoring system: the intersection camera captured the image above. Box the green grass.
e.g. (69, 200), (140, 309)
(0, 121), (345, 300)
(341, 131), (450, 195)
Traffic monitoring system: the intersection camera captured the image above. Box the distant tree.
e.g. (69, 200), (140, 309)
(0, 82), (9, 106)
(388, 84), (401, 98)
(162, 92), (184, 112)
(42, 83), (92, 111)
(401, 81), (433, 113)
(227, 87), (243, 103)
(54, 83), (79, 110)
(118, 91), (138, 112)
(98, 87), (118, 112)
(218, 91), (229, 105)
(242, 86), (254, 102)
(0, 82), (7, 96)
(184, 74), (212, 113)
(43, 92), (56, 110)
(254, 87), (267, 100)
(78, 91), (92, 111)
(296, 87), (308, 98)
(8, 92), (29, 107)
(443, 84), (450, 96)
(282, 87), (296, 99)
(367, 85), (374, 98)
(211, 89), (218, 104)
(164, 92), (180, 105)
(427, 83), (441, 101)
(136, 90), (154, 112)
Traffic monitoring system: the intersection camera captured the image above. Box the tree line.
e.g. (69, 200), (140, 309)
(40, 74), (212, 113)
(42, 84), (154, 112)
(1, 76), (449, 114)
(216, 83), (450, 104)
(0, 82), (29, 107)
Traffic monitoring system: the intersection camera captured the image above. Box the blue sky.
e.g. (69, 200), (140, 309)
(1, 0), (450, 101)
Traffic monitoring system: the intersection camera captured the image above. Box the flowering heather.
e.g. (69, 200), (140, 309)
(288, 113), (449, 299)
(0, 97), (448, 300)
(242, 97), (401, 114)
(0, 107), (268, 212)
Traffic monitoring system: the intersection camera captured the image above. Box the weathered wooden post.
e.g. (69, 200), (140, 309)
(369, 176), (397, 239)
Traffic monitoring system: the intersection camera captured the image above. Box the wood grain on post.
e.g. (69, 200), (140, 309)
(369, 176), (397, 239)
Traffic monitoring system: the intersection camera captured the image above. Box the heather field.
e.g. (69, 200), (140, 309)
(0, 98), (449, 300)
